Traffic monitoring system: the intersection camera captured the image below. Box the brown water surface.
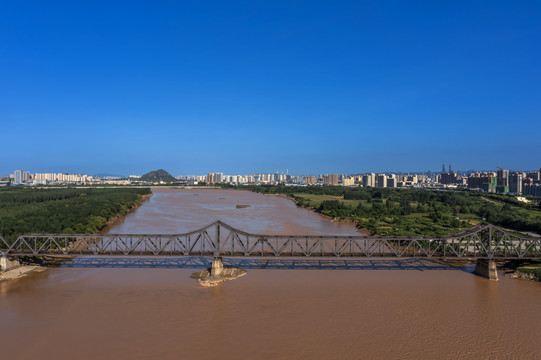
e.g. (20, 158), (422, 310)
(101, 188), (360, 235)
(1, 189), (540, 360)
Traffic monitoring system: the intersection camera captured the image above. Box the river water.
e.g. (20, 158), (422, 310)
(1, 188), (540, 360)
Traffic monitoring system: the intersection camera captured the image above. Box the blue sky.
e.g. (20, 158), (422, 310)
(1, 1), (540, 176)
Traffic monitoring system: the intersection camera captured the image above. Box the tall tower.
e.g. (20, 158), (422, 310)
(442, 162), (446, 174)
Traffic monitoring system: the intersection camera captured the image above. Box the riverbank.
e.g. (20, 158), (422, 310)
(266, 192), (371, 234)
(99, 192), (153, 234)
(0, 266), (45, 282)
(506, 266), (541, 282)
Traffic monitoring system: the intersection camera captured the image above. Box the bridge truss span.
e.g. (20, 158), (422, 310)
(1, 221), (540, 259)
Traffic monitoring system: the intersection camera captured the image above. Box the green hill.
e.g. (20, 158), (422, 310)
(139, 169), (178, 183)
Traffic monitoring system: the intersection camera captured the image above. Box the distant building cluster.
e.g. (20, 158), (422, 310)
(182, 173), (296, 185)
(437, 163), (541, 197)
(5, 164), (541, 199)
(178, 172), (429, 188)
(177, 165), (541, 198)
(7, 170), (128, 186)
(33, 172), (95, 183)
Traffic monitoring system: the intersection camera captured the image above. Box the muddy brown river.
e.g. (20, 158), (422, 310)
(1, 188), (540, 360)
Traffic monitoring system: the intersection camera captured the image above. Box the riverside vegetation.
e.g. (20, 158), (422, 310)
(514, 260), (541, 281)
(0, 187), (151, 240)
(223, 185), (541, 237)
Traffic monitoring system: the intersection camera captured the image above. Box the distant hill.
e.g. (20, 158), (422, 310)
(139, 169), (178, 183)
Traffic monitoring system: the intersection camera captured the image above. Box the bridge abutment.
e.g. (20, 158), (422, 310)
(0, 255), (20, 271)
(211, 257), (224, 277)
(473, 259), (499, 281)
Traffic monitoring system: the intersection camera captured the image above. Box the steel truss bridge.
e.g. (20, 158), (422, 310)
(1, 221), (540, 259)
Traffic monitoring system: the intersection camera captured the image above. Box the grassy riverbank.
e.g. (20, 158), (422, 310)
(515, 260), (541, 281)
(517, 267), (541, 278)
(223, 185), (541, 236)
(0, 187), (152, 240)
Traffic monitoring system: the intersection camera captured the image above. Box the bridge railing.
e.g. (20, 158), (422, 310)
(1, 221), (540, 259)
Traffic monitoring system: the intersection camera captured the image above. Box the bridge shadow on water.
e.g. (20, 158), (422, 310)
(61, 257), (466, 272)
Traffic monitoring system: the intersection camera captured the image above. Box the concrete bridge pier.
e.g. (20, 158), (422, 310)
(0, 255), (20, 271)
(211, 257), (224, 277)
(473, 259), (499, 281)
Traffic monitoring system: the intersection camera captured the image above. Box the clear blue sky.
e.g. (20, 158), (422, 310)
(1, 1), (540, 176)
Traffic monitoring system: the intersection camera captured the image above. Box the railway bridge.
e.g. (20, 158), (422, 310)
(2, 221), (541, 280)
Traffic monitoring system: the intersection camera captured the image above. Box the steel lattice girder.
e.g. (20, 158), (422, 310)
(1, 221), (540, 259)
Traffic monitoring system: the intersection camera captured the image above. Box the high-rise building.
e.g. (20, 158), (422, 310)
(361, 175), (369, 187)
(523, 183), (541, 197)
(342, 176), (355, 186)
(509, 172), (523, 194)
(405, 175), (418, 186)
(440, 171), (458, 185)
(496, 169), (509, 193)
(527, 171), (540, 182)
(497, 169), (509, 186)
(215, 172), (223, 183)
(481, 176), (497, 193)
(467, 173), (483, 189)
(14, 170), (23, 184)
(376, 174), (387, 188)
(362, 173), (375, 187)
(207, 172), (223, 184)
(305, 175), (318, 185)
(258, 173), (272, 183)
(323, 174), (338, 186)
(387, 174), (396, 188)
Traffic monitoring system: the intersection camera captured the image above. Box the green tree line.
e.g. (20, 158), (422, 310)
(0, 187), (151, 241)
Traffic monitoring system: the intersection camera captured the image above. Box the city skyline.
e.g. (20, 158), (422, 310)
(3, 163), (541, 179)
(5, 164), (541, 197)
(1, 2), (540, 175)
